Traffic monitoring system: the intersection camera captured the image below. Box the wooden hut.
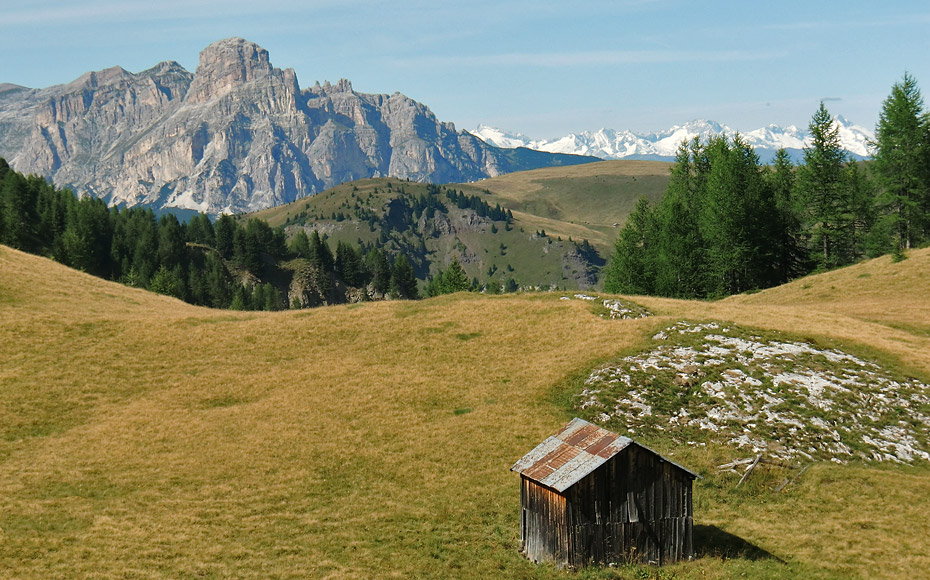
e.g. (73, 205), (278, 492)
(511, 418), (699, 568)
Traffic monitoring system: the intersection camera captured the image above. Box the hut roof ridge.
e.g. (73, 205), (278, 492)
(511, 418), (699, 492)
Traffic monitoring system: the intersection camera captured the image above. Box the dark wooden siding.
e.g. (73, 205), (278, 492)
(520, 475), (568, 564)
(521, 445), (693, 568)
(565, 445), (693, 567)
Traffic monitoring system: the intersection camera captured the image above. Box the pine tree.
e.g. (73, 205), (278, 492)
(187, 213), (215, 246)
(766, 149), (807, 280)
(871, 73), (930, 250)
(653, 140), (705, 297)
(602, 197), (656, 294)
(0, 170), (32, 249)
(335, 241), (365, 287)
(366, 248), (392, 295)
(148, 265), (186, 299)
(288, 229), (311, 260)
(796, 102), (853, 269)
(214, 214), (236, 258)
(62, 197), (113, 277)
(440, 257), (471, 293)
(389, 254), (418, 299)
(307, 231), (334, 292)
(205, 252), (233, 308)
(157, 214), (187, 271)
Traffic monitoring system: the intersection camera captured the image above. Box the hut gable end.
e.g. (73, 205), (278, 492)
(512, 418), (697, 568)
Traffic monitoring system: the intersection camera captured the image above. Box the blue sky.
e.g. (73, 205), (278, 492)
(3, 0), (929, 138)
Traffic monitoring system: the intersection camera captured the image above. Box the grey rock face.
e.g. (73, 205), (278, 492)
(0, 38), (595, 215)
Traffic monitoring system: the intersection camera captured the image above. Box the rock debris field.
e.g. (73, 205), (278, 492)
(578, 321), (930, 464)
(561, 293), (652, 320)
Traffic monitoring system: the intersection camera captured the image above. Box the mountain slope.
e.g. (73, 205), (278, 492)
(474, 116), (874, 162)
(458, 159), (672, 251)
(0, 38), (596, 216)
(2, 245), (930, 579)
(248, 177), (605, 289)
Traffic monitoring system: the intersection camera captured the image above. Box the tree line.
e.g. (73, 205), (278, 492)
(0, 159), (419, 309)
(603, 74), (930, 298)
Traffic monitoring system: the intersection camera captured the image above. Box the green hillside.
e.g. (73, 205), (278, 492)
(249, 178), (605, 290)
(245, 160), (673, 291)
(459, 159), (673, 250)
(2, 245), (930, 579)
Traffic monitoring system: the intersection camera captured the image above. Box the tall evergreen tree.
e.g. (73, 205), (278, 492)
(389, 254), (419, 299)
(335, 240), (365, 287)
(0, 170), (34, 250)
(653, 140), (706, 297)
(307, 231), (334, 292)
(765, 148), (807, 280)
(62, 197), (113, 277)
(693, 136), (779, 294)
(157, 214), (187, 272)
(366, 248), (392, 295)
(602, 197), (656, 294)
(796, 102), (854, 269)
(288, 229), (311, 260)
(871, 73), (930, 250)
(214, 214), (236, 258)
(440, 257), (471, 293)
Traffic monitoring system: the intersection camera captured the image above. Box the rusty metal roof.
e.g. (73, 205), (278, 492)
(511, 418), (699, 492)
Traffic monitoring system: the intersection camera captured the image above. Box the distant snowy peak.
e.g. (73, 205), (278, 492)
(473, 117), (874, 161)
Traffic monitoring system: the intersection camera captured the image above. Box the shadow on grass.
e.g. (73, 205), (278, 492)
(694, 524), (783, 562)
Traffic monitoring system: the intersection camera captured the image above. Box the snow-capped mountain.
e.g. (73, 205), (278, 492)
(472, 117), (874, 163)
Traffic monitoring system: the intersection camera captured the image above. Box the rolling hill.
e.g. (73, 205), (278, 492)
(247, 177), (607, 290)
(2, 244), (929, 579)
(244, 159), (672, 292)
(459, 159), (673, 251)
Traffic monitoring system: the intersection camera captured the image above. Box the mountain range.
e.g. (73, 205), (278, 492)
(0, 38), (594, 216)
(471, 117), (875, 163)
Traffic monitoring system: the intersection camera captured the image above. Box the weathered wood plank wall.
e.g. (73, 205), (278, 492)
(522, 445), (693, 568)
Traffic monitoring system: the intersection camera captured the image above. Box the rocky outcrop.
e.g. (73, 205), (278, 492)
(0, 38), (595, 215)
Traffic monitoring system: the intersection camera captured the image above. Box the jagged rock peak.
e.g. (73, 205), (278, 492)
(328, 78), (353, 93)
(185, 37), (276, 104)
(142, 60), (190, 76)
(63, 66), (131, 92)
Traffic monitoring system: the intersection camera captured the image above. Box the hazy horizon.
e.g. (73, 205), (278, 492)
(4, 1), (929, 138)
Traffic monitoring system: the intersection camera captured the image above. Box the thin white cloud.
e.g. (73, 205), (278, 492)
(395, 49), (785, 68)
(765, 13), (930, 32)
(1, 0), (350, 25)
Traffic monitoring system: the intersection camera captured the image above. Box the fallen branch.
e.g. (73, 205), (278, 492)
(736, 455), (762, 487)
(776, 463), (811, 492)
(716, 458), (755, 470)
(758, 458), (793, 469)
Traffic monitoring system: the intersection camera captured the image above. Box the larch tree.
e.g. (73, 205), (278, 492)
(796, 102), (853, 269)
(602, 196), (656, 295)
(871, 73), (930, 250)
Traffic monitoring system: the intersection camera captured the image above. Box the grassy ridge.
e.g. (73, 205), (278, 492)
(2, 245), (930, 578)
(250, 160), (672, 255)
(461, 160), (672, 250)
(247, 179), (603, 290)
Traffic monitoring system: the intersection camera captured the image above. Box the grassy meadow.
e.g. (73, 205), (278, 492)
(2, 244), (930, 579)
(463, 160), (672, 251)
(249, 160), (672, 255)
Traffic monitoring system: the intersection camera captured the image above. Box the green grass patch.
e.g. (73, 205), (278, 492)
(454, 332), (482, 341)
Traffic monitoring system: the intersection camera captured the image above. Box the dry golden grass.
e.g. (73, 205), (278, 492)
(725, 247), (930, 330)
(465, 160), (672, 251)
(2, 244), (929, 579)
(475, 159), (674, 189)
